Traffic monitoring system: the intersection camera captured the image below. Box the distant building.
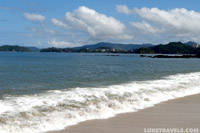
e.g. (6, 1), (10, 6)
(101, 49), (106, 52)
(111, 49), (116, 52)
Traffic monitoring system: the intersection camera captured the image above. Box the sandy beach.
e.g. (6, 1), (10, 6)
(48, 94), (200, 133)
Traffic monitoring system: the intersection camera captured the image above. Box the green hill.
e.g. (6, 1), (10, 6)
(0, 45), (31, 52)
(151, 42), (195, 54)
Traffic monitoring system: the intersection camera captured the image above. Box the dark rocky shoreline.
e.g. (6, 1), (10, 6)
(141, 54), (200, 58)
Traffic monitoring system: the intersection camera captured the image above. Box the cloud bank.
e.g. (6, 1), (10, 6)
(116, 5), (200, 43)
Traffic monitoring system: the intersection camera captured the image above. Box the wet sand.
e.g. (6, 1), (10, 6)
(48, 94), (200, 133)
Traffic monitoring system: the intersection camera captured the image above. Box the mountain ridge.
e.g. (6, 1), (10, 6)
(73, 42), (153, 50)
(0, 41), (199, 53)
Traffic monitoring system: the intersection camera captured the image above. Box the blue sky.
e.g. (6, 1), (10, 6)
(1, 0), (200, 47)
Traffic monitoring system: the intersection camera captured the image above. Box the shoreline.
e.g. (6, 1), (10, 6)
(140, 54), (200, 58)
(48, 93), (200, 133)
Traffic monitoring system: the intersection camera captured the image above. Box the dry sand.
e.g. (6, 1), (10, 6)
(48, 94), (200, 133)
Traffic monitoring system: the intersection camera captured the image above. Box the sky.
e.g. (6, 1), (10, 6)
(1, 0), (200, 48)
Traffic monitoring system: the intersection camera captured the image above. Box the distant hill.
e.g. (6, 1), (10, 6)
(40, 41), (200, 54)
(184, 41), (198, 46)
(151, 42), (195, 54)
(135, 42), (197, 54)
(74, 42), (153, 50)
(0, 45), (31, 52)
(26, 47), (40, 52)
(1, 41), (199, 54)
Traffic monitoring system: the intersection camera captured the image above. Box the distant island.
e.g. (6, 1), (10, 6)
(0, 41), (200, 56)
(0, 45), (31, 52)
(141, 54), (200, 58)
(0, 45), (39, 52)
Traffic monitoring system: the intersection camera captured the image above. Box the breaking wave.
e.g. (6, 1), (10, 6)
(0, 72), (200, 133)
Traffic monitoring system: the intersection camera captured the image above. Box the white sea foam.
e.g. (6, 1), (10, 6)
(0, 72), (200, 133)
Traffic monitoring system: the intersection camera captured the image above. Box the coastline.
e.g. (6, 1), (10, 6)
(48, 93), (200, 133)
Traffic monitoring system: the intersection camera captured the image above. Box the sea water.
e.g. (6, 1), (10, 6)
(0, 52), (200, 133)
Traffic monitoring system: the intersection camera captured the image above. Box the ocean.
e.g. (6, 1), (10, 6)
(0, 52), (200, 133)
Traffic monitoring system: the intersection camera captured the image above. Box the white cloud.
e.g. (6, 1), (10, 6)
(115, 5), (200, 43)
(63, 6), (133, 41)
(48, 39), (83, 47)
(130, 21), (161, 34)
(134, 7), (200, 42)
(48, 39), (70, 47)
(134, 7), (200, 33)
(116, 5), (132, 15)
(24, 13), (45, 22)
(51, 18), (68, 28)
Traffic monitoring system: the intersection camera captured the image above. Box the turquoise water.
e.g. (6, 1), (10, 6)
(0, 52), (200, 132)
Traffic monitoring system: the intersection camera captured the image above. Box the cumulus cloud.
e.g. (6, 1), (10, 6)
(116, 5), (200, 43)
(134, 7), (200, 42)
(134, 7), (200, 34)
(24, 13), (45, 22)
(47, 39), (80, 47)
(52, 6), (133, 41)
(116, 5), (132, 15)
(51, 18), (68, 28)
(130, 21), (161, 34)
(48, 39), (70, 47)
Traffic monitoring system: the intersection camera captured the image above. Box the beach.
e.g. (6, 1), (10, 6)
(49, 94), (200, 133)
